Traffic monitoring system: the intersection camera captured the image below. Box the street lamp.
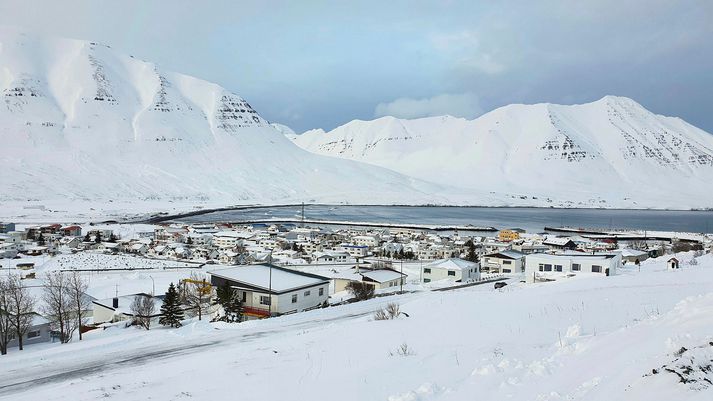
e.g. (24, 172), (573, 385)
(149, 275), (155, 295)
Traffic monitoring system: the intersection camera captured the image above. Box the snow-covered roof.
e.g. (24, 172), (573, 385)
(485, 250), (525, 260)
(93, 294), (165, 316)
(425, 258), (478, 271)
(208, 264), (329, 294)
(620, 248), (648, 257)
(361, 269), (405, 283)
(543, 237), (575, 246)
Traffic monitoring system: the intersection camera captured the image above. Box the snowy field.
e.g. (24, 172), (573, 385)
(1, 252), (712, 400)
(42, 253), (201, 271)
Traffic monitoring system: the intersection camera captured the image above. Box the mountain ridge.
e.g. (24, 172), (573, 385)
(291, 96), (713, 209)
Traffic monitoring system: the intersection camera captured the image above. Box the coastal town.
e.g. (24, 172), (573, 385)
(1, 217), (710, 352)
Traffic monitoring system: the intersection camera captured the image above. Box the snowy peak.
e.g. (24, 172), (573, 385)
(292, 96), (713, 208)
(0, 31), (464, 207)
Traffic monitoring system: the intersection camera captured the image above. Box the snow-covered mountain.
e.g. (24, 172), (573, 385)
(0, 30), (468, 209)
(292, 97), (713, 208)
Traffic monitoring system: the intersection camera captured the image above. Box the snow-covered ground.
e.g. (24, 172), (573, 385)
(1, 252), (711, 400)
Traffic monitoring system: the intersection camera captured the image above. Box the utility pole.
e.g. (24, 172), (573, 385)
(301, 202), (305, 228)
(400, 259), (403, 293)
(268, 250), (273, 317)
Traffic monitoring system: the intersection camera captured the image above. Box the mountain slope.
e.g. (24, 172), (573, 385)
(0, 30), (473, 209)
(292, 97), (713, 208)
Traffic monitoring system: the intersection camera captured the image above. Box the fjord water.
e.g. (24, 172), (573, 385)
(181, 205), (713, 234)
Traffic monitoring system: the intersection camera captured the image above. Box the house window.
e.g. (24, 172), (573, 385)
(304, 290), (311, 296)
(543, 264), (552, 272)
(447, 270), (456, 276)
(423, 268), (431, 273)
(503, 260), (511, 265)
(538, 264), (544, 272)
(423, 278), (431, 283)
(572, 263), (581, 271)
(259, 295), (271, 305)
(291, 294), (297, 303)
(319, 287), (324, 296)
(28, 330), (41, 339)
(554, 265), (563, 272)
(592, 265), (602, 273)
(503, 268), (511, 273)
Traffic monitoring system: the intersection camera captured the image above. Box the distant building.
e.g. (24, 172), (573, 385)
(60, 225), (82, 237)
(543, 237), (577, 250)
(498, 229), (521, 242)
(0, 222), (16, 234)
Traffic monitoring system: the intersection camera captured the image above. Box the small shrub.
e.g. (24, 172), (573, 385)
(390, 342), (415, 357)
(374, 303), (403, 320)
(688, 258), (698, 266)
(346, 281), (375, 301)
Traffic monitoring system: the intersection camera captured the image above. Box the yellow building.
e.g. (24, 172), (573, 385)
(498, 229), (520, 242)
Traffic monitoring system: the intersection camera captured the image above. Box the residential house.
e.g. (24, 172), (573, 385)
(0, 222), (16, 233)
(59, 225), (82, 237)
(333, 268), (407, 293)
(208, 264), (330, 319)
(92, 294), (165, 324)
(524, 253), (621, 283)
(498, 229), (521, 242)
(482, 250), (525, 273)
(339, 244), (369, 258)
(543, 237), (577, 250)
(7, 313), (51, 348)
(421, 258), (480, 283)
(620, 248), (649, 264)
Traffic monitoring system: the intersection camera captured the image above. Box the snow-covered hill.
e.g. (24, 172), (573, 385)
(292, 97), (713, 209)
(0, 29), (470, 213)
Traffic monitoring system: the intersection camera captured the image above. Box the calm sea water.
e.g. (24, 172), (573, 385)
(178, 205), (713, 234)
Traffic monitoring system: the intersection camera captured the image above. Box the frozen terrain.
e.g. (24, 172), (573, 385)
(0, 29), (477, 220)
(1, 252), (712, 400)
(293, 97), (713, 209)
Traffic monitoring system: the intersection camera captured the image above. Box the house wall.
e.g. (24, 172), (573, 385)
(93, 304), (117, 324)
(482, 257), (523, 273)
(7, 323), (51, 348)
(274, 283), (329, 314)
(524, 254), (620, 283)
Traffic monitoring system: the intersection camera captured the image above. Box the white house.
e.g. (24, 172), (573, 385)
(620, 248), (649, 264)
(524, 252), (621, 283)
(208, 264), (330, 319)
(353, 235), (380, 248)
(92, 294), (165, 324)
(339, 244), (369, 258)
(421, 258), (480, 283)
(482, 250), (525, 273)
(212, 231), (252, 249)
(311, 251), (350, 263)
(333, 268), (406, 293)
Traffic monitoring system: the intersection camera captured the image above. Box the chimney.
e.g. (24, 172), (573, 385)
(112, 297), (119, 308)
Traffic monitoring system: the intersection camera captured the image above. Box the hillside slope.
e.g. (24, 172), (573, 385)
(293, 97), (713, 208)
(0, 30), (471, 212)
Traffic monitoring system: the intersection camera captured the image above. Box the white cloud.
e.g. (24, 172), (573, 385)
(374, 93), (482, 120)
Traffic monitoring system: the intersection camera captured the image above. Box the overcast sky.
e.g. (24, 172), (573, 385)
(0, 0), (711, 133)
